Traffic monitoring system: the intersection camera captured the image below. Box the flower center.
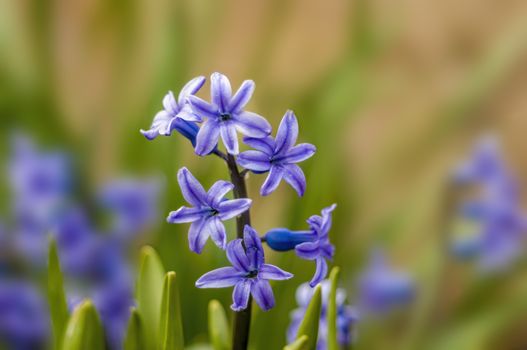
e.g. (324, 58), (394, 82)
(247, 270), (258, 278)
(219, 113), (231, 121)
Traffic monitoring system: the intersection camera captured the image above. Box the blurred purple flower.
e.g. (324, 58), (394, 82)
(0, 281), (49, 350)
(196, 225), (293, 311)
(357, 250), (414, 314)
(264, 204), (337, 287)
(167, 167), (252, 253)
(450, 138), (527, 272)
(141, 76), (206, 142)
(287, 281), (359, 350)
(188, 72), (272, 155)
(98, 178), (162, 239)
(237, 110), (316, 196)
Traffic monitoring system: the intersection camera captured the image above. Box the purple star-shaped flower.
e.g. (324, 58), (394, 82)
(295, 204), (337, 287)
(237, 110), (316, 196)
(196, 225), (293, 311)
(188, 72), (272, 156)
(167, 167), (252, 253)
(141, 76), (206, 142)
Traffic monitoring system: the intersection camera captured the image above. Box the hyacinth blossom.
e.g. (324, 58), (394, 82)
(188, 72), (272, 155)
(1, 134), (162, 349)
(196, 225), (293, 311)
(357, 250), (414, 314)
(141, 76), (206, 142)
(450, 138), (527, 271)
(167, 167), (252, 253)
(287, 281), (359, 350)
(265, 204), (337, 287)
(0, 281), (49, 349)
(237, 110), (316, 196)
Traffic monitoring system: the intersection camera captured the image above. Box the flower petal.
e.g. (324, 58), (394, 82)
(178, 76), (206, 105)
(188, 219), (210, 254)
(295, 241), (320, 260)
(162, 91), (179, 115)
(243, 225), (264, 270)
(140, 111), (172, 140)
(177, 167), (208, 206)
(207, 216), (227, 250)
(275, 110), (298, 155)
(196, 267), (244, 288)
(234, 111), (272, 138)
(220, 123), (239, 155)
(281, 143), (316, 164)
(260, 166), (284, 196)
(188, 95), (218, 120)
(226, 239), (251, 272)
(237, 150), (271, 172)
(207, 180), (234, 207)
(282, 164), (307, 197)
(166, 206), (204, 223)
(251, 279), (275, 311)
(177, 109), (202, 123)
(243, 136), (275, 155)
(195, 119), (220, 156)
(170, 118), (200, 146)
(211, 72), (232, 112)
(229, 80), (255, 113)
(309, 257), (328, 287)
(259, 264), (293, 281)
(218, 198), (252, 220)
(231, 279), (252, 311)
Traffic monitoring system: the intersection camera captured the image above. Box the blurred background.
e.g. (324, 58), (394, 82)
(2, 0), (527, 349)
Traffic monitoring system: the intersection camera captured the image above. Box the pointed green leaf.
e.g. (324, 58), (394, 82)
(327, 267), (340, 350)
(159, 271), (184, 350)
(284, 335), (309, 350)
(124, 307), (145, 350)
(296, 284), (322, 350)
(136, 246), (166, 349)
(208, 300), (231, 350)
(47, 237), (69, 350)
(62, 300), (105, 350)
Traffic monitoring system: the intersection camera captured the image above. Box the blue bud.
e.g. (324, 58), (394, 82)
(264, 228), (314, 252)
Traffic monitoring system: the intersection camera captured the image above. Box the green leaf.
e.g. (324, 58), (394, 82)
(62, 300), (105, 350)
(47, 237), (69, 350)
(327, 267), (340, 350)
(136, 246), (166, 349)
(124, 307), (145, 350)
(284, 335), (309, 350)
(295, 284), (322, 350)
(159, 271), (184, 350)
(208, 300), (231, 350)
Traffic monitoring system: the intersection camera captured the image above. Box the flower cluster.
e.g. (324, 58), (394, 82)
(450, 137), (527, 272)
(143, 73), (334, 311)
(288, 281), (359, 350)
(1, 135), (162, 349)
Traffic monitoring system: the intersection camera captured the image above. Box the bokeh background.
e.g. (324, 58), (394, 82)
(2, 0), (527, 349)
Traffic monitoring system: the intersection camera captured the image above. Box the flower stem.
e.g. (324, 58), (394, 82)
(226, 154), (252, 350)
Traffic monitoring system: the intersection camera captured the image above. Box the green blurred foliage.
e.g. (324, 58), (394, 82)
(2, 0), (527, 349)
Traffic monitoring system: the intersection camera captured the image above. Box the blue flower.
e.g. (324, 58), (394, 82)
(0, 281), (49, 350)
(167, 167), (252, 253)
(98, 178), (161, 239)
(141, 76), (206, 142)
(265, 204), (336, 287)
(287, 281), (359, 350)
(450, 138), (527, 271)
(188, 72), (272, 156)
(237, 110), (316, 196)
(196, 225), (293, 311)
(358, 250), (414, 314)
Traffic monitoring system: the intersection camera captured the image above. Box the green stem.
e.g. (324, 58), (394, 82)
(226, 154), (252, 350)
